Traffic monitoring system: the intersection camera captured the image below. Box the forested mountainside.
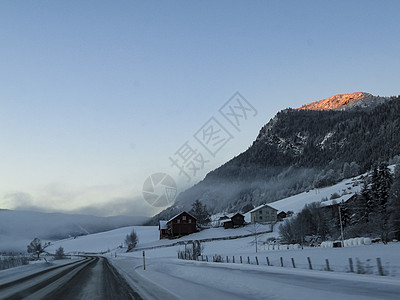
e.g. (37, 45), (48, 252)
(149, 93), (400, 224)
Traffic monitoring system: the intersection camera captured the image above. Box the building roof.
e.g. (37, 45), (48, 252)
(249, 203), (279, 214)
(159, 220), (168, 230)
(167, 211), (197, 223)
(231, 213), (244, 218)
(220, 219), (233, 223)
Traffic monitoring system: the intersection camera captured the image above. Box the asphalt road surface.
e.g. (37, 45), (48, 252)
(0, 257), (141, 300)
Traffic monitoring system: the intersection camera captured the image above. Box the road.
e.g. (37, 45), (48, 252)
(0, 257), (140, 300)
(2, 255), (400, 300)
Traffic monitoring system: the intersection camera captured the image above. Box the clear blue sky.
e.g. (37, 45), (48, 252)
(1, 0), (399, 217)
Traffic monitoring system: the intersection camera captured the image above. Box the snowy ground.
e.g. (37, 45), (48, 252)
(110, 255), (400, 300)
(45, 223), (273, 254)
(4, 223), (400, 299)
(0, 257), (82, 286)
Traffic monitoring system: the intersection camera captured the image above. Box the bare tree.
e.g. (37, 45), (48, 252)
(247, 223), (262, 253)
(27, 238), (44, 259)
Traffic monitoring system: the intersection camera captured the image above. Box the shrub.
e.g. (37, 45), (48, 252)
(330, 192), (340, 200)
(54, 246), (65, 260)
(125, 229), (139, 251)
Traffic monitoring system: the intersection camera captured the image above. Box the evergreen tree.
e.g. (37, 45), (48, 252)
(372, 162), (393, 243)
(388, 164), (400, 240)
(340, 201), (351, 228)
(343, 162), (351, 179)
(377, 162), (393, 214)
(54, 246), (65, 260)
(125, 229), (139, 251)
(370, 166), (380, 215)
(360, 178), (372, 223)
(190, 200), (211, 226)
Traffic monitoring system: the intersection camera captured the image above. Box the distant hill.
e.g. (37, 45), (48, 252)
(148, 93), (400, 224)
(0, 209), (148, 252)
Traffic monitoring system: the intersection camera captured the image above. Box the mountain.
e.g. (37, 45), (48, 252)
(148, 92), (400, 225)
(0, 209), (149, 252)
(297, 92), (389, 111)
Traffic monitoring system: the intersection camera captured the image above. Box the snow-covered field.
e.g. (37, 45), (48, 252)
(4, 222), (400, 299)
(45, 223), (400, 278)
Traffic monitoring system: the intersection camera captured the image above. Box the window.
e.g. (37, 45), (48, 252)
(177, 219), (180, 223)
(188, 219), (192, 223)
(182, 216), (186, 221)
(259, 216), (263, 220)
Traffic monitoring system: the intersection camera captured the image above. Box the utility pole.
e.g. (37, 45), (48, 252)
(338, 203), (344, 247)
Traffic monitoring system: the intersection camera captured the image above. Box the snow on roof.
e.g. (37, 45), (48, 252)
(167, 211), (197, 223)
(320, 194), (355, 208)
(249, 203), (278, 214)
(159, 220), (168, 229)
(220, 219), (233, 223)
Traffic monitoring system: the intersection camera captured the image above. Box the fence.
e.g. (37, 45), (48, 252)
(179, 254), (389, 276)
(0, 256), (30, 271)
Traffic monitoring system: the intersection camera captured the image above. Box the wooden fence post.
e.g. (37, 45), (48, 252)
(255, 256), (259, 265)
(247, 256), (250, 264)
(307, 257), (312, 270)
(240, 256), (243, 264)
(325, 259), (331, 271)
(349, 258), (354, 273)
(226, 256), (229, 263)
(280, 257), (283, 267)
(143, 251), (146, 270)
(291, 258), (296, 268)
(376, 257), (384, 276)
(206, 256), (208, 262)
(233, 256), (235, 263)
(266, 257), (270, 266)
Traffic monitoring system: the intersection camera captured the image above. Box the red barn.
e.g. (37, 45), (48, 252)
(166, 211), (197, 238)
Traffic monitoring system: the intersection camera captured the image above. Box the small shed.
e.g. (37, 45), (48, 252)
(277, 211), (287, 221)
(231, 213), (245, 227)
(221, 219), (234, 229)
(166, 211), (197, 238)
(159, 220), (168, 239)
(221, 213), (245, 229)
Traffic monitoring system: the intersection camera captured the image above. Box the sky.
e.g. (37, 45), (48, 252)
(1, 0), (399, 217)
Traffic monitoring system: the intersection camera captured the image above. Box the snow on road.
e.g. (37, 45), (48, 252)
(111, 255), (400, 300)
(0, 257), (82, 286)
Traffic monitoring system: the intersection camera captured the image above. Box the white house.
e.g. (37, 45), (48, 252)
(249, 204), (278, 224)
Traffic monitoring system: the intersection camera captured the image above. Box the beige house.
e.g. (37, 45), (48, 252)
(249, 204), (278, 224)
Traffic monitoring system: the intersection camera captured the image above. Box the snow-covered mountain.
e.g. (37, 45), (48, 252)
(0, 209), (148, 252)
(149, 93), (400, 224)
(297, 92), (390, 111)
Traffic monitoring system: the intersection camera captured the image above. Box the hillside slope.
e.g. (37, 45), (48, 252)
(0, 209), (148, 252)
(150, 93), (400, 224)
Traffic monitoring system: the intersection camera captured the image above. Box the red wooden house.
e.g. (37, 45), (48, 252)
(165, 211), (197, 238)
